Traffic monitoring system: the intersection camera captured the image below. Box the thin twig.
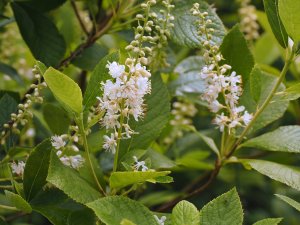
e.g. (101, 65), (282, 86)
(71, 0), (89, 36)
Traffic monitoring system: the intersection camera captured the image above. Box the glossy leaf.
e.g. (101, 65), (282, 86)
(23, 139), (52, 201)
(253, 218), (282, 225)
(0, 94), (18, 130)
(110, 171), (171, 189)
(278, 0), (300, 42)
(44, 67), (83, 114)
(47, 151), (101, 204)
(12, 2), (66, 66)
(241, 126), (300, 153)
(275, 194), (300, 212)
(244, 159), (300, 191)
(263, 0), (288, 48)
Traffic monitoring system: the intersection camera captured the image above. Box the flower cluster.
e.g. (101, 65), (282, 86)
(51, 135), (84, 169)
(98, 61), (151, 153)
(1, 65), (46, 145)
(11, 161), (26, 176)
(191, 3), (252, 133)
(239, 0), (260, 41)
(132, 156), (149, 171)
(125, 0), (174, 69)
(164, 100), (198, 145)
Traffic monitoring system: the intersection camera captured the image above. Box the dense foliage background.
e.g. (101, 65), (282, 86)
(0, 0), (300, 224)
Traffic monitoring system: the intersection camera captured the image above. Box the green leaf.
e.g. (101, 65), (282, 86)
(199, 188), (243, 225)
(196, 132), (220, 156)
(20, 0), (66, 12)
(44, 67), (83, 114)
(241, 126), (300, 153)
(275, 194), (300, 212)
(144, 149), (176, 170)
(220, 25), (255, 82)
(47, 151), (101, 204)
(83, 52), (119, 111)
(176, 151), (214, 170)
(169, 56), (206, 96)
(244, 159), (300, 191)
(72, 44), (108, 71)
(240, 71), (289, 132)
(171, 200), (199, 225)
(121, 219), (137, 225)
(87, 196), (159, 225)
(0, 62), (24, 86)
(278, 0), (300, 42)
(119, 74), (170, 158)
(279, 82), (300, 101)
(109, 171), (171, 189)
(263, 0), (288, 48)
(4, 190), (32, 213)
(253, 218), (282, 225)
(43, 103), (71, 135)
(30, 187), (96, 225)
(23, 139), (52, 201)
(11, 2), (66, 66)
(0, 94), (18, 130)
(250, 66), (262, 103)
(168, 0), (225, 48)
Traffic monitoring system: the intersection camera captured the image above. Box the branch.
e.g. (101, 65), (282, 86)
(71, 0), (89, 36)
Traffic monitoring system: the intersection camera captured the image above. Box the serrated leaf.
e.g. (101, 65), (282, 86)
(110, 171), (171, 189)
(119, 74), (170, 158)
(275, 194), (300, 212)
(263, 0), (288, 48)
(87, 196), (159, 225)
(11, 2), (66, 66)
(23, 139), (52, 201)
(220, 25), (254, 82)
(278, 0), (300, 42)
(199, 188), (243, 225)
(44, 67), (83, 114)
(241, 126), (300, 153)
(4, 190), (32, 213)
(83, 52), (119, 111)
(171, 200), (199, 225)
(253, 218), (282, 225)
(47, 151), (101, 204)
(43, 103), (71, 135)
(168, 0), (225, 48)
(244, 159), (300, 191)
(169, 56), (206, 96)
(30, 187), (96, 225)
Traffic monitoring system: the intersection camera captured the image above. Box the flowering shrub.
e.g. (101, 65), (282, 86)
(0, 0), (300, 224)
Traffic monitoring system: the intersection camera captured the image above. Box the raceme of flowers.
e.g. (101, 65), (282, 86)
(51, 135), (84, 169)
(191, 3), (253, 133)
(99, 61), (151, 154)
(239, 0), (260, 41)
(125, 0), (174, 68)
(164, 100), (198, 145)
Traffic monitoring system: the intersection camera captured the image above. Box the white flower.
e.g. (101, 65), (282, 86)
(242, 111), (253, 125)
(11, 161), (26, 176)
(213, 113), (229, 132)
(154, 215), (166, 225)
(59, 155), (85, 169)
(133, 156), (148, 171)
(106, 61), (125, 78)
(51, 135), (66, 150)
(103, 133), (117, 154)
